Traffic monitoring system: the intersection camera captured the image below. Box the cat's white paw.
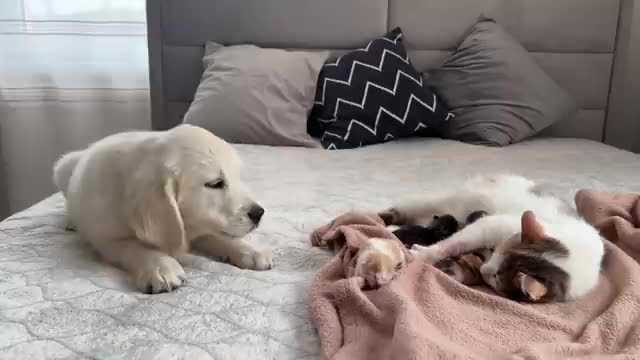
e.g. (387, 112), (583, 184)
(411, 244), (428, 252)
(409, 244), (424, 258)
(412, 245), (445, 264)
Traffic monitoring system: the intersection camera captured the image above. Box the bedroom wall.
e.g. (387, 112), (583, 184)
(0, 103), (150, 215)
(0, 127), (8, 220)
(606, 0), (640, 154)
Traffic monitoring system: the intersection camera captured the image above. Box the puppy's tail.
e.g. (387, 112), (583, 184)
(53, 150), (84, 198)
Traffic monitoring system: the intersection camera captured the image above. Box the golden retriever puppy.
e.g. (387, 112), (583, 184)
(52, 124), (271, 294)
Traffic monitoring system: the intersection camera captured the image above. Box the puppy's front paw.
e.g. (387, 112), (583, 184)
(134, 256), (185, 294)
(229, 246), (273, 271)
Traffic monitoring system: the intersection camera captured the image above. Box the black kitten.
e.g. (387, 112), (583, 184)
(392, 214), (459, 248)
(392, 210), (489, 249)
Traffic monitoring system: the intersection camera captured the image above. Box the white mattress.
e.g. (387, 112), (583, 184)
(1, 138), (639, 359)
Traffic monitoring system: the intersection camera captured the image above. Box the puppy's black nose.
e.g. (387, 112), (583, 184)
(247, 205), (265, 224)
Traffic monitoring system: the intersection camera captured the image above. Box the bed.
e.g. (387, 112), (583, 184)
(1, 1), (640, 359)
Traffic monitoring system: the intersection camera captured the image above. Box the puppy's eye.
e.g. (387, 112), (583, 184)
(395, 262), (403, 271)
(205, 179), (225, 189)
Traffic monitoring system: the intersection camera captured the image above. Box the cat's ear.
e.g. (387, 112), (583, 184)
(521, 210), (545, 243)
(516, 272), (547, 301)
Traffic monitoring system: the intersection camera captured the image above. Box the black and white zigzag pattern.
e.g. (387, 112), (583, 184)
(308, 27), (454, 149)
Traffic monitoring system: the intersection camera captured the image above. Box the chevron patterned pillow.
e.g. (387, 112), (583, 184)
(308, 27), (454, 150)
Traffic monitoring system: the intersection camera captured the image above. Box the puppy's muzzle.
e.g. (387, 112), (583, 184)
(247, 204), (265, 225)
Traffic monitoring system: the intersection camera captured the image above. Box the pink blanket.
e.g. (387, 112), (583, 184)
(308, 191), (640, 359)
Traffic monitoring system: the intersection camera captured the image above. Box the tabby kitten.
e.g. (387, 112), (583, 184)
(390, 211), (490, 286)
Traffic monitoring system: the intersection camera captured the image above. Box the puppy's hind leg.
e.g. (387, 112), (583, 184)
(192, 237), (273, 271)
(53, 150), (84, 232)
(92, 237), (185, 294)
(53, 150), (84, 197)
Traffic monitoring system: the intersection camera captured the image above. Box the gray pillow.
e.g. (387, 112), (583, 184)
(427, 19), (578, 146)
(183, 42), (329, 147)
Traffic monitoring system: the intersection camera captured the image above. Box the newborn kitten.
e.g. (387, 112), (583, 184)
(433, 248), (493, 286)
(392, 214), (459, 248)
(355, 238), (406, 289)
(431, 211), (491, 285)
(381, 174), (604, 303)
(392, 210), (491, 285)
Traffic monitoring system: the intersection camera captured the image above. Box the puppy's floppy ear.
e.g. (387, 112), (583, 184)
(126, 171), (186, 255)
(515, 271), (547, 302)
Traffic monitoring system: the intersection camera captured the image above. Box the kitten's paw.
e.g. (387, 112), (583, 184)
(134, 256), (185, 294)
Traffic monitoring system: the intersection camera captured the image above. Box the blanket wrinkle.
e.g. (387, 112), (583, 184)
(308, 192), (640, 360)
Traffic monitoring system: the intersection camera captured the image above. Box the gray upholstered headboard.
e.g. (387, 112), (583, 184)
(146, 0), (640, 152)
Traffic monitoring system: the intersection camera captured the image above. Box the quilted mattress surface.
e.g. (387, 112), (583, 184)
(1, 138), (639, 359)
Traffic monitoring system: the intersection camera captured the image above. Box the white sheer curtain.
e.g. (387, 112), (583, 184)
(0, 0), (151, 217)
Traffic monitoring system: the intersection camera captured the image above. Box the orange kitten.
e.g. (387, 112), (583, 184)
(355, 238), (406, 289)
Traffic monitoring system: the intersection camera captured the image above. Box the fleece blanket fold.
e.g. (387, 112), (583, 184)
(308, 191), (640, 360)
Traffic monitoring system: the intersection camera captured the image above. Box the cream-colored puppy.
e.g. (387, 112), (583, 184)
(53, 124), (271, 294)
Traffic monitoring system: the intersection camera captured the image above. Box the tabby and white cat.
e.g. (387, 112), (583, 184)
(380, 174), (604, 302)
